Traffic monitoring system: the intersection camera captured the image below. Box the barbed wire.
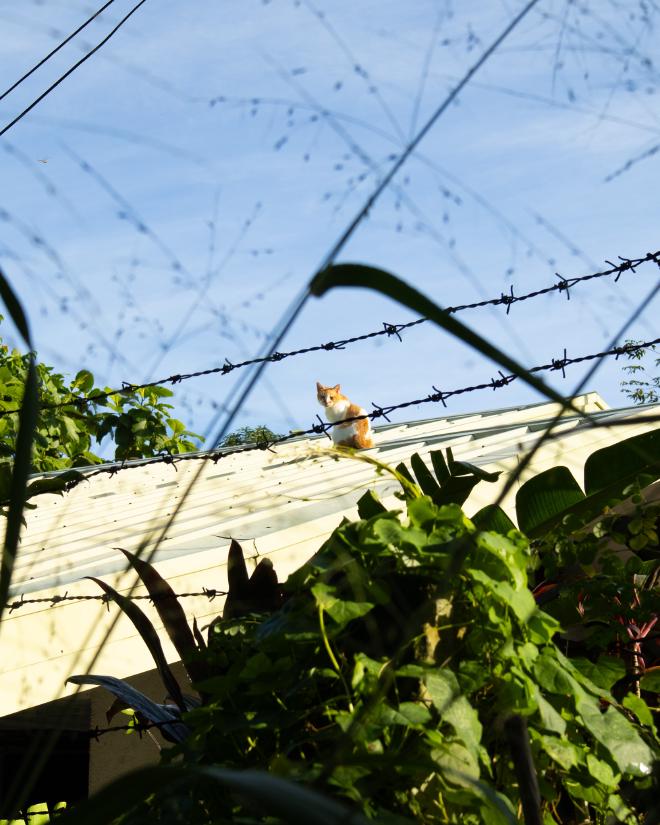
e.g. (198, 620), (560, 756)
(6, 587), (227, 614)
(7, 335), (659, 504)
(84, 717), (173, 739)
(0, 250), (657, 421)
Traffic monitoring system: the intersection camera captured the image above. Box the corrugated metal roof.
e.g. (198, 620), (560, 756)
(2, 392), (658, 715)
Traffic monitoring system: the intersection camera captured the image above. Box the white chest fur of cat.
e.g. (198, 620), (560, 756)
(316, 382), (374, 449)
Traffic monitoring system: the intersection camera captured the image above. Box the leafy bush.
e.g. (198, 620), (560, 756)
(68, 449), (659, 824)
(620, 341), (659, 405)
(220, 425), (283, 448)
(0, 322), (202, 474)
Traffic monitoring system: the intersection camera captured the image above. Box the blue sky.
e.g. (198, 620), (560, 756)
(0, 0), (658, 445)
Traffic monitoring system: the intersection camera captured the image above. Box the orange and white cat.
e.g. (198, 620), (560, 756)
(316, 382), (374, 449)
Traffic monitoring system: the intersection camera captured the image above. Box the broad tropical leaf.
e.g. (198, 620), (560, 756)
(515, 466), (585, 536)
(584, 427), (660, 495)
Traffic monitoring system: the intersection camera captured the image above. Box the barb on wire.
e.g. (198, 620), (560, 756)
(1, 250), (657, 421)
(86, 718), (171, 740)
(10, 337), (659, 504)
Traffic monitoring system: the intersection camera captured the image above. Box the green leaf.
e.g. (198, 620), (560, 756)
(376, 701), (432, 727)
(424, 668), (460, 713)
(167, 417), (186, 435)
(87, 576), (186, 712)
(584, 428), (660, 495)
(586, 754), (618, 787)
(564, 778), (608, 805)
(515, 466), (584, 537)
(533, 652), (584, 697)
(471, 505), (516, 534)
(0, 356), (38, 622)
(570, 656), (626, 691)
(422, 669), (483, 758)
(534, 692), (566, 736)
(468, 568), (535, 622)
(57, 764), (375, 825)
(576, 700), (654, 776)
(537, 734), (577, 770)
(118, 548), (204, 682)
(439, 764), (517, 825)
(310, 264), (586, 413)
(357, 489), (387, 519)
(447, 452), (500, 482)
(622, 694), (655, 729)
(24, 469), (84, 501)
(73, 369), (94, 393)
(409, 453), (443, 501)
(430, 450), (450, 484)
(0, 266), (32, 347)
(639, 667), (660, 693)
(223, 539), (250, 619)
(436, 474), (481, 507)
(444, 696), (483, 758)
(312, 582), (373, 627)
(394, 461), (417, 492)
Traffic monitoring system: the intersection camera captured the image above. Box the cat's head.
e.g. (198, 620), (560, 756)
(316, 382), (342, 407)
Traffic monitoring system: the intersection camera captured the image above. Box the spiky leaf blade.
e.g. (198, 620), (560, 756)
(87, 577), (186, 711)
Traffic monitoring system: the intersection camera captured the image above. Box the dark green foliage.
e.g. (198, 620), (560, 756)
(176, 495), (656, 823)
(408, 448), (500, 508)
(0, 281), (38, 622)
(584, 428), (660, 496)
(75, 487), (658, 823)
(219, 425), (283, 447)
(531, 481), (659, 691)
(515, 466), (585, 536)
(0, 319), (202, 475)
(621, 340), (659, 405)
(59, 765), (372, 825)
(67, 541), (282, 742)
(473, 426), (660, 539)
(221, 539), (282, 619)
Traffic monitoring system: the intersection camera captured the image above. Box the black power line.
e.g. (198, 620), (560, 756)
(0, 0), (118, 104)
(1, 250), (656, 421)
(0, 0), (149, 139)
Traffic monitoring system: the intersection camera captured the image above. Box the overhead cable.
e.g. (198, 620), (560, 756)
(0, 0), (149, 139)
(0, 0), (118, 104)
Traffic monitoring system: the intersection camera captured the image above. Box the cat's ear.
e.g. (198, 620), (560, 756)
(316, 381), (323, 391)
(333, 384), (341, 392)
